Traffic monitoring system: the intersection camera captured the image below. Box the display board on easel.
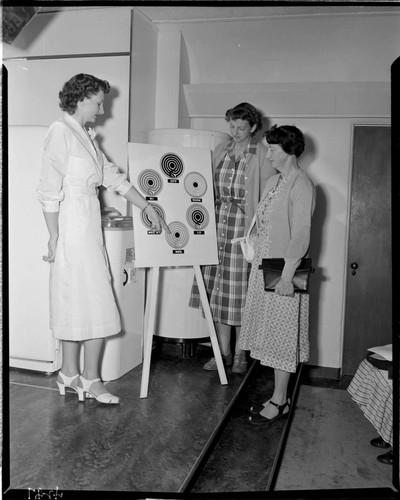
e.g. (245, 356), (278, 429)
(127, 142), (219, 268)
(127, 142), (227, 397)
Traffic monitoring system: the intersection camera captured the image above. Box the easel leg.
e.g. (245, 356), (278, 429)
(194, 265), (228, 385)
(140, 266), (160, 398)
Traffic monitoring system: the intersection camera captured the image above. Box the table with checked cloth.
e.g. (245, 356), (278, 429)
(347, 358), (393, 446)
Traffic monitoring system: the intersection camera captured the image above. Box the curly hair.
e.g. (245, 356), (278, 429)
(224, 102), (263, 135)
(59, 73), (110, 114)
(264, 125), (305, 157)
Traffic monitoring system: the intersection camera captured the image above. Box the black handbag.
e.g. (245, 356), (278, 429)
(259, 258), (314, 293)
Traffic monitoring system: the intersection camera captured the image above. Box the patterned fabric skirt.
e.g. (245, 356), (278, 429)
(347, 359), (393, 446)
(239, 227), (310, 373)
(189, 206), (249, 326)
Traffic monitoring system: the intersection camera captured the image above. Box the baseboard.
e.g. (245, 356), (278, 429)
(302, 364), (341, 380)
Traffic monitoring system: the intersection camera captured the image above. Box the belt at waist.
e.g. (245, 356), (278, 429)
(63, 186), (99, 196)
(215, 196), (246, 213)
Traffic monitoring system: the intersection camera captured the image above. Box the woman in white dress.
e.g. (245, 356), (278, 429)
(38, 73), (168, 404)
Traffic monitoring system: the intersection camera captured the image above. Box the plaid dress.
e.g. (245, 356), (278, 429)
(189, 140), (255, 325)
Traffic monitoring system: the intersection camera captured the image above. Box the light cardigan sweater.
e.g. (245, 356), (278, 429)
(255, 168), (316, 282)
(212, 138), (276, 232)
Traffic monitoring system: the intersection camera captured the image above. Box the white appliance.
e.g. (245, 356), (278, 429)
(9, 125), (60, 372)
(145, 129), (230, 344)
(101, 217), (145, 381)
(8, 125), (144, 379)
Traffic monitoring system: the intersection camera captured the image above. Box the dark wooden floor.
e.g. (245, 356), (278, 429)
(5, 343), (291, 497)
(4, 342), (396, 499)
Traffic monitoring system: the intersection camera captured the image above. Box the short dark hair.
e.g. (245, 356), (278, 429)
(59, 73), (110, 114)
(225, 102), (263, 135)
(264, 125), (305, 157)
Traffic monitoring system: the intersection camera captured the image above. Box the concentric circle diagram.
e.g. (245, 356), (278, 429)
(160, 153), (184, 178)
(186, 204), (210, 230)
(138, 169), (163, 196)
(141, 203), (166, 229)
(165, 221), (190, 249)
(184, 172), (208, 198)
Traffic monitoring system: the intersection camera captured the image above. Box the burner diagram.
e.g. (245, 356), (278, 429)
(165, 221), (190, 249)
(128, 142), (218, 267)
(140, 203), (166, 229)
(138, 169), (163, 197)
(186, 204), (210, 231)
(184, 172), (208, 198)
(160, 152), (184, 178)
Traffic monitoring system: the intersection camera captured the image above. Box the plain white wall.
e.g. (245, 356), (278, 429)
(157, 10), (397, 370)
(129, 9), (158, 144)
(175, 13), (399, 84)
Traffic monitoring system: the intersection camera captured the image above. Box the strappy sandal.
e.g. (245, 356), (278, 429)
(56, 372), (80, 396)
(77, 376), (120, 404)
(249, 401), (267, 415)
(249, 397), (291, 415)
(248, 400), (290, 425)
(56, 372), (94, 398)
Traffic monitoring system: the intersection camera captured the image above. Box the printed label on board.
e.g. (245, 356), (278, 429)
(146, 196), (158, 201)
(147, 230), (162, 235)
(173, 249), (185, 254)
(194, 231), (205, 235)
(168, 179), (179, 184)
(191, 198), (203, 202)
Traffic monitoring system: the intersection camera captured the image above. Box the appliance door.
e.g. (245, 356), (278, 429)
(9, 125), (60, 371)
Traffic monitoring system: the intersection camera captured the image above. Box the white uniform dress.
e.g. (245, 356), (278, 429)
(37, 113), (132, 341)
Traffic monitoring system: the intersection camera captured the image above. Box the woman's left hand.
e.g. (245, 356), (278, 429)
(275, 278), (294, 297)
(43, 236), (58, 263)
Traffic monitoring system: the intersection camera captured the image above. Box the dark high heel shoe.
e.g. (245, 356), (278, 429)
(249, 401), (267, 415)
(370, 436), (391, 449)
(249, 397), (290, 415)
(248, 400), (290, 425)
(377, 450), (393, 465)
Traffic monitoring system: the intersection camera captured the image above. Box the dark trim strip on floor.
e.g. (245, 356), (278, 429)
(266, 362), (304, 491)
(179, 359), (258, 493)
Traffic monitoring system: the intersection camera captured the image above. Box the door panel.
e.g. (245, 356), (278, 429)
(343, 125), (391, 375)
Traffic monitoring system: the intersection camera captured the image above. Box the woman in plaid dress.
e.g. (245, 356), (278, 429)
(240, 125), (316, 424)
(190, 103), (275, 373)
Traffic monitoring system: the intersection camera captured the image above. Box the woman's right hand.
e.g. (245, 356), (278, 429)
(145, 204), (170, 233)
(275, 278), (294, 297)
(43, 236), (58, 263)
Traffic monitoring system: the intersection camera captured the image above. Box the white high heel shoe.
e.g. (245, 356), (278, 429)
(77, 376), (120, 404)
(56, 372), (79, 396)
(56, 372), (93, 398)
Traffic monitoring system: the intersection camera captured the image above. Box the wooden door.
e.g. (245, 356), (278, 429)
(342, 125), (392, 375)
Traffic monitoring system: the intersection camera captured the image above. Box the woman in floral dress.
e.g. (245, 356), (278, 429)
(239, 125), (316, 423)
(190, 102), (275, 373)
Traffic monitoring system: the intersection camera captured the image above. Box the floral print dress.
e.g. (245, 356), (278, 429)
(239, 174), (310, 373)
